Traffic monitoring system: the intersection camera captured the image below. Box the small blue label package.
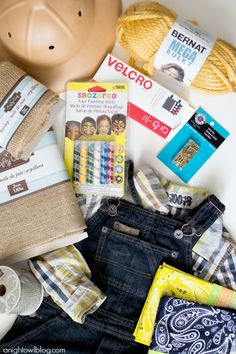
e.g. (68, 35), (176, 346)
(157, 107), (230, 183)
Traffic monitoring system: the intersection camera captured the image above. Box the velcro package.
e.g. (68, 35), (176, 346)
(94, 54), (194, 139)
(157, 107), (230, 183)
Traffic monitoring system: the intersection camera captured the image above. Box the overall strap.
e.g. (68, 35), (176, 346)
(177, 195), (225, 241)
(125, 160), (143, 206)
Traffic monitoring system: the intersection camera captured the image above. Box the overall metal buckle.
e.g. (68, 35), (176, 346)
(106, 199), (120, 217)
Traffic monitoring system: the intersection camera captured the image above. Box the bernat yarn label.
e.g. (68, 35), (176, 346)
(0, 131), (69, 204)
(154, 18), (216, 85)
(0, 75), (48, 149)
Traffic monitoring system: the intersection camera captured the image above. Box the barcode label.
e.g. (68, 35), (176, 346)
(113, 85), (126, 89)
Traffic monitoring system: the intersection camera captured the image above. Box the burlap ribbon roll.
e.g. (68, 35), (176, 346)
(0, 61), (59, 160)
(0, 181), (86, 262)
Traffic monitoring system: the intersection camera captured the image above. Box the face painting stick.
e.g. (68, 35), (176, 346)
(107, 142), (115, 184)
(73, 141), (80, 182)
(100, 142), (108, 184)
(79, 141), (88, 184)
(87, 142), (94, 184)
(93, 142), (101, 185)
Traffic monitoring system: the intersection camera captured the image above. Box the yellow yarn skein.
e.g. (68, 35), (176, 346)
(117, 1), (236, 95)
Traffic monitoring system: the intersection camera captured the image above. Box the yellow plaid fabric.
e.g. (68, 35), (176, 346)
(29, 245), (106, 324)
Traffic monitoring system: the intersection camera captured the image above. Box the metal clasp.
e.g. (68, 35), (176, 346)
(106, 199), (120, 217)
(181, 223), (201, 237)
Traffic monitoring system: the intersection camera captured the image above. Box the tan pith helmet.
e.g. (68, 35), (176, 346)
(0, 0), (121, 92)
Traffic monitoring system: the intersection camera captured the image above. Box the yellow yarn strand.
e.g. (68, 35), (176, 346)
(117, 1), (236, 95)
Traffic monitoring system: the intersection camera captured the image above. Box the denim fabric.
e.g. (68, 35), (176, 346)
(0, 162), (225, 354)
(1, 297), (146, 354)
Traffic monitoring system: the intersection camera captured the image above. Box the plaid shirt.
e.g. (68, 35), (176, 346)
(29, 245), (106, 324)
(77, 166), (236, 291)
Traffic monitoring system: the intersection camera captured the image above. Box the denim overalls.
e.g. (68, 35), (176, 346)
(0, 162), (225, 354)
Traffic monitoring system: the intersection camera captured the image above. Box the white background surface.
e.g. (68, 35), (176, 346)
(1, 0), (236, 341)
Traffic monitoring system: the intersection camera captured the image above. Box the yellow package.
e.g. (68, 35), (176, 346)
(65, 82), (128, 197)
(134, 263), (236, 346)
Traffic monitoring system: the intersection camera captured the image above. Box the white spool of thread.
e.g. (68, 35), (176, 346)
(0, 266), (44, 316)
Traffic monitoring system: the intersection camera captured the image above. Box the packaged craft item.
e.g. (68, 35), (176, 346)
(149, 295), (236, 354)
(0, 130), (87, 264)
(65, 82), (128, 197)
(0, 265), (44, 316)
(94, 54), (194, 139)
(0, 61), (59, 160)
(134, 263), (236, 346)
(158, 107), (230, 182)
(117, 2), (236, 94)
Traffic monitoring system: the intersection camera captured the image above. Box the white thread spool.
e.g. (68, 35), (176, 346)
(0, 266), (44, 316)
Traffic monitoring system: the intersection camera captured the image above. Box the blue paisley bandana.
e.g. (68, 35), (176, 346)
(149, 296), (236, 354)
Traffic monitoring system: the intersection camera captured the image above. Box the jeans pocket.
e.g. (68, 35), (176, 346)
(92, 227), (180, 320)
(93, 226), (179, 290)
